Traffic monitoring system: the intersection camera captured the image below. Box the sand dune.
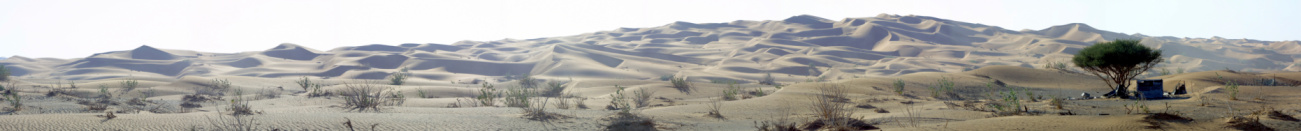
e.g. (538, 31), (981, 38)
(2, 14), (1300, 130)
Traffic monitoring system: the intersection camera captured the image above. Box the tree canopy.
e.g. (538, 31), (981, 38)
(1072, 39), (1162, 98)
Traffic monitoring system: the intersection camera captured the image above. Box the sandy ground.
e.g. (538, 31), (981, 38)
(1, 14), (1300, 130)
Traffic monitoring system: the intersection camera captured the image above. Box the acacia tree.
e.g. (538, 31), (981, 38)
(1072, 39), (1162, 99)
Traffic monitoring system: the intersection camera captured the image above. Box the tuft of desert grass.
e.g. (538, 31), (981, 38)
(670, 76), (692, 93)
(632, 88), (655, 108)
(339, 82), (394, 112)
(706, 98), (723, 119)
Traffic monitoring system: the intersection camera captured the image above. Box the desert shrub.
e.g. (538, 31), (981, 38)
(202, 79), (231, 96)
(476, 82), (498, 106)
(256, 88), (280, 100)
(603, 112), (656, 131)
(722, 82), (741, 101)
(707, 98), (723, 119)
(541, 81), (567, 97)
(504, 87), (533, 108)
(522, 97), (566, 121)
(996, 87), (1022, 113)
(607, 85), (632, 114)
(575, 97), (589, 109)
(659, 75), (673, 81)
(203, 105), (259, 131)
(121, 78), (140, 92)
(554, 96), (571, 109)
(1050, 95), (1065, 109)
(68, 80), (77, 89)
(307, 81), (331, 97)
(388, 72), (408, 85)
(4, 91), (19, 111)
(759, 72), (776, 85)
(295, 76), (313, 91)
(1216, 73), (1240, 100)
(750, 86), (767, 97)
(892, 79), (907, 95)
(811, 84), (850, 122)
(226, 89), (254, 116)
(0, 65), (9, 81)
(670, 76), (692, 93)
(340, 83), (393, 112)
(632, 88), (654, 108)
(929, 76), (955, 99)
(1043, 61), (1069, 71)
(518, 73), (537, 88)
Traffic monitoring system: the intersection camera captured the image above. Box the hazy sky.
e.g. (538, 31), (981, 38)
(3, 0), (1299, 58)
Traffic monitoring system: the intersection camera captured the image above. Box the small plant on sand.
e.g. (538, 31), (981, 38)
(4, 89), (20, 111)
(929, 76), (955, 99)
(1050, 95), (1065, 109)
(607, 85), (632, 114)
(201, 79), (232, 96)
(387, 71), (408, 85)
(504, 86), (534, 108)
(475, 82), (498, 106)
(759, 72), (777, 85)
(340, 82), (393, 112)
(228, 89), (254, 116)
(632, 88), (655, 108)
(996, 87), (1022, 113)
(751, 85), (767, 97)
(707, 98), (724, 119)
(121, 78), (140, 92)
(892, 79), (906, 95)
(807, 83), (875, 130)
(203, 103), (259, 131)
(722, 82), (741, 101)
(295, 76), (313, 92)
(1217, 73), (1240, 100)
(522, 97), (567, 121)
(518, 73), (538, 88)
(541, 81), (567, 97)
(670, 76), (692, 93)
(0, 65), (9, 81)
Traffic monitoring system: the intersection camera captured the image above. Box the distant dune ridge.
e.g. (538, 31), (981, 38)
(1, 14), (1298, 82)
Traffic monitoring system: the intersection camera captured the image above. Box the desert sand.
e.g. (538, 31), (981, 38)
(0, 14), (1299, 130)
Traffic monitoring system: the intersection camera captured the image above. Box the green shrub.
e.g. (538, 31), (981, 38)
(929, 76), (955, 99)
(670, 76), (692, 93)
(722, 82), (741, 101)
(295, 76), (313, 91)
(608, 85), (632, 114)
(340, 83), (393, 112)
(892, 79), (906, 95)
(541, 81), (566, 97)
(504, 86), (533, 108)
(1217, 73), (1240, 100)
(476, 82), (498, 106)
(0, 65), (9, 81)
(121, 78), (140, 92)
(388, 72), (408, 85)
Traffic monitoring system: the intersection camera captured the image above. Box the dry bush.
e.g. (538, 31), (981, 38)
(803, 83), (877, 130)
(604, 113), (656, 131)
(339, 82), (394, 112)
(755, 106), (797, 131)
(228, 89), (254, 116)
(522, 97), (568, 121)
(632, 88), (655, 108)
(706, 98), (723, 119)
(1225, 116), (1272, 131)
(342, 117), (382, 131)
(256, 87), (281, 100)
(203, 106), (259, 131)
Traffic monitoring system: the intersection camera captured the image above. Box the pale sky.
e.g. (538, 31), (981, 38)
(3, 0), (1299, 58)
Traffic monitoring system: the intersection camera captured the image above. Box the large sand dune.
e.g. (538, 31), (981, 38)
(1, 14), (1299, 130)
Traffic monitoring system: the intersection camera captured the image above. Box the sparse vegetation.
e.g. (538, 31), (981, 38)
(670, 76), (692, 93)
(929, 76), (956, 100)
(722, 82), (741, 101)
(0, 65), (9, 81)
(295, 76), (313, 92)
(632, 88), (654, 108)
(607, 85), (632, 114)
(475, 82), (498, 106)
(892, 79), (906, 95)
(340, 82), (397, 112)
(1072, 39), (1163, 99)
(388, 71), (408, 85)
(504, 86), (533, 108)
(518, 73), (538, 88)
(228, 89), (254, 116)
(1217, 73), (1240, 100)
(706, 98), (723, 119)
(541, 81), (567, 97)
(759, 72), (776, 85)
(4, 89), (20, 111)
(121, 78), (140, 92)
